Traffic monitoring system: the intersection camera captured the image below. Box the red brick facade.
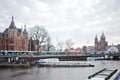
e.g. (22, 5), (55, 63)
(0, 17), (28, 51)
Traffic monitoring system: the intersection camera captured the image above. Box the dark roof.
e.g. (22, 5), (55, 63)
(9, 16), (16, 29)
(3, 28), (8, 37)
(17, 28), (22, 36)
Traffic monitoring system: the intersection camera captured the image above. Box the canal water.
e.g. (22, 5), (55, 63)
(0, 60), (120, 80)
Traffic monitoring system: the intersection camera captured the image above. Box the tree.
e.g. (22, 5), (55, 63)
(46, 37), (51, 51)
(30, 25), (48, 52)
(65, 39), (74, 52)
(28, 37), (35, 51)
(57, 41), (64, 51)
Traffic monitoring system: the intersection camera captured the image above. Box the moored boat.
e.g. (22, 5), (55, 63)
(37, 58), (94, 67)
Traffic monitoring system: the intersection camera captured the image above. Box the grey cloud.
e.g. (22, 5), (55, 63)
(0, 0), (120, 47)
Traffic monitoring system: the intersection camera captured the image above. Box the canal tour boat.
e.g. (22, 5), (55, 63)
(36, 58), (94, 67)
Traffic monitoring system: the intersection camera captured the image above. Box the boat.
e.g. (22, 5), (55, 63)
(87, 57), (105, 61)
(36, 58), (59, 67)
(37, 58), (94, 67)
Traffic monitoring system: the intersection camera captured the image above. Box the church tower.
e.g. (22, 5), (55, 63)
(7, 16), (18, 50)
(23, 25), (28, 39)
(100, 33), (105, 42)
(100, 32), (107, 51)
(95, 35), (98, 43)
(94, 35), (98, 51)
(22, 25), (29, 50)
(94, 33), (108, 51)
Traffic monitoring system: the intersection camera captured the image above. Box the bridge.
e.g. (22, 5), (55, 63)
(0, 51), (120, 62)
(0, 51), (87, 61)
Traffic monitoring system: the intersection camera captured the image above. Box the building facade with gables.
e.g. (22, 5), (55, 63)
(0, 17), (28, 51)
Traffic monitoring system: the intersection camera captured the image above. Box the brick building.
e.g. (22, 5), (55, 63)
(0, 17), (28, 51)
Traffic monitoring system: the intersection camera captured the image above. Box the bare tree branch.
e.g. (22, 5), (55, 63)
(65, 39), (74, 52)
(29, 25), (48, 52)
(46, 37), (51, 51)
(57, 41), (64, 51)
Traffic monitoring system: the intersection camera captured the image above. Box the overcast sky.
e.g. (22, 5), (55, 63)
(0, 0), (120, 48)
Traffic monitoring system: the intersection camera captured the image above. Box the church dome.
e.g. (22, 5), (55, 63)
(107, 46), (119, 53)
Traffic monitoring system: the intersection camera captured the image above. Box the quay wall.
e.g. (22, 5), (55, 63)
(19, 56), (87, 61)
(0, 57), (7, 63)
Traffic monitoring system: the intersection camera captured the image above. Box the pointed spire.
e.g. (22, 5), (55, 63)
(21, 25), (23, 31)
(23, 24), (28, 38)
(24, 24), (26, 29)
(95, 35), (98, 39)
(12, 16), (14, 21)
(9, 16), (16, 29)
(24, 24), (26, 32)
(102, 32), (104, 36)
(23, 24), (28, 34)
(95, 35), (98, 42)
